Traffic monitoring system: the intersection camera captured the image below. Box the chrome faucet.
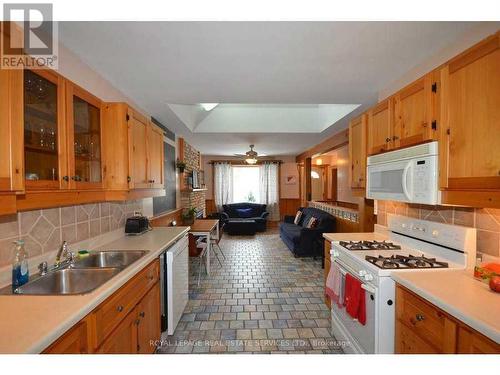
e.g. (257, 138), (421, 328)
(54, 241), (75, 268)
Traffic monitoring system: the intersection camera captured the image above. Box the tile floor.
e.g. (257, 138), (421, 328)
(157, 230), (346, 354)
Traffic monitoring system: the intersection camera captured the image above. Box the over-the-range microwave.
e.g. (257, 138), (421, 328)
(366, 141), (440, 205)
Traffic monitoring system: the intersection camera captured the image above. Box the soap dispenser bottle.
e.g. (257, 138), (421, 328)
(12, 240), (29, 291)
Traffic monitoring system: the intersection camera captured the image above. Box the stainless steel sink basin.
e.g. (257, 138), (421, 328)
(14, 268), (121, 295)
(72, 250), (146, 269)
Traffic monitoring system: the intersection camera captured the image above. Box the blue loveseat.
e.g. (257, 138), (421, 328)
(280, 207), (335, 257)
(221, 203), (270, 232)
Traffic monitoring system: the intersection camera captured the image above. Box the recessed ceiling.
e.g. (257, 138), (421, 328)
(168, 103), (360, 133)
(57, 21), (479, 155)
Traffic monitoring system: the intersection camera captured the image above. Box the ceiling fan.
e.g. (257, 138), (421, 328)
(234, 144), (265, 164)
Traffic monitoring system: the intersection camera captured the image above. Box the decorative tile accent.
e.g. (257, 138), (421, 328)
(157, 232), (344, 355)
(0, 200), (144, 267)
(376, 201), (500, 258)
(61, 206), (76, 226)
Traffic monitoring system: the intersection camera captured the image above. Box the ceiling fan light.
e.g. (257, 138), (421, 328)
(245, 157), (258, 165)
(201, 103), (219, 111)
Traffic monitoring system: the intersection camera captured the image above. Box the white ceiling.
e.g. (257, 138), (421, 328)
(58, 21), (477, 155)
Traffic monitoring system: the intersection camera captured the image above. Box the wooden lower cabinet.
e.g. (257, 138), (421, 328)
(43, 260), (161, 354)
(395, 284), (500, 354)
(43, 320), (89, 354)
(137, 283), (161, 354)
(97, 309), (139, 354)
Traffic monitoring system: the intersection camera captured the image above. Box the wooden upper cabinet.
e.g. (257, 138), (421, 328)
(128, 109), (150, 189)
(147, 123), (165, 189)
(367, 99), (394, 155)
(393, 72), (438, 148)
(102, 103), (130, 191)
(66, 81), (103, 190)
(349, 113), (367, 188)
(439, 32), (500, 198)
(0, 68), (24, 192)
(23, 69), (68, 190)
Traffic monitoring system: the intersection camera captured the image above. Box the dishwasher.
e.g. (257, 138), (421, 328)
(159, 233), (189, 335)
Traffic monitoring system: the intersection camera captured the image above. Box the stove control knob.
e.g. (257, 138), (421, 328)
(363, 273), (374, 281)
(432, 230), (439, 237)
(332, 249), (340, 258)
(358, 270), (367, 277)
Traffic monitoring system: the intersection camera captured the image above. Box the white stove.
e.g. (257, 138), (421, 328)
(327, 214), (476, 354)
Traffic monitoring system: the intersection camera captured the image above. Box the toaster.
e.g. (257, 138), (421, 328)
(125, 215), (151, 235)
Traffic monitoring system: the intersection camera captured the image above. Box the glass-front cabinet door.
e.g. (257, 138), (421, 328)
(66, 82), (103, 189)
(23, 69), (67, 190)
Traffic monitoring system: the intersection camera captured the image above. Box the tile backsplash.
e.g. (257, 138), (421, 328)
(0, 200), (143, 267)
(376, 201), (500, 257)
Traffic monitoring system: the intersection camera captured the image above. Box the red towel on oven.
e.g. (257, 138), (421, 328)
(344, 273), (366, 325)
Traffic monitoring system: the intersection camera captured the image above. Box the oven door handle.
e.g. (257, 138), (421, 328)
(334, 259), (377, 295)
(361, 283), (376, 295)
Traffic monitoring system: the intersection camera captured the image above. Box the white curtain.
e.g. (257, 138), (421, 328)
(214, 162), (233, 212)
(259, 162), (280, 221)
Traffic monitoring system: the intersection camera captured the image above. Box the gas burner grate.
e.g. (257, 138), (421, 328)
(365, 254), (449, 269)
(339, 240), (401, 251)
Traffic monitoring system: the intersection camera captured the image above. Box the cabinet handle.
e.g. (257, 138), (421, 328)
(139, 311), (145, 318)
(385, 137), (391, 143)
(62, 176), (69, 182)
(135, 319), (140, 326)
(393, 136), (399, 141)
(117, 305), (124, 312)
(72, 175), (81, 182)
(127, 176), (131, 183)
(416, 313), (425, 321)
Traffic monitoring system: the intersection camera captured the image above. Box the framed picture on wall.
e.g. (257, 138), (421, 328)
(192, 171), (199, 189)
(285, 175), (297, 185)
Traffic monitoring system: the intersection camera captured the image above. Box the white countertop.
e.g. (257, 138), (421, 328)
(392, 270), (500, 344)
(0, 226), (189, 354)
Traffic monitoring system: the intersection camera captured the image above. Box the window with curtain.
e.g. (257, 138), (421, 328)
(213, 161), (280, 220)
(232, 166), (260, 203)
(214, 162), (233, 212)
(259, 162), (280, 221)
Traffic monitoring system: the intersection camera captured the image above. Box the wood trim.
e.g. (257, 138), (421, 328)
(296, 128), (349, 162)
(448, 32), (499, 74)
(441, 190), (500, 208)
(447, 177), (500, 190)
(0, 194), (17, 216)
(371, 99), (389, 115)
(178, 137), (185, 162)
(150, 208), (183, 227)
(305, 158), (312, 202)
(398, 77), (426, 100)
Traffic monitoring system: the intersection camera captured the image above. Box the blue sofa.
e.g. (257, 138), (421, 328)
(221, 203), (270, 232)
(280, 207), (335, 257)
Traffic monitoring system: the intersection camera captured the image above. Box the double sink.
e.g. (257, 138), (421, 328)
(14, 251), (147, 295)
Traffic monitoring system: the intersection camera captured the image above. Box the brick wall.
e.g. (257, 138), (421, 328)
(376, 201), (500, 258)
(180, 140), (206, 216)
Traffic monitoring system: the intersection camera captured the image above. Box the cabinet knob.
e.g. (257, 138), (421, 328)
(117, 305), (124, 312)
(139, 311), (145, 318)
(62, 176), (69, 182)
(385, 137), (391, 143)
(416, 314), (425, 321)
(127, 176), (131, 183)
(147, 275), (154, 281)
(393, 136), (399, 141)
